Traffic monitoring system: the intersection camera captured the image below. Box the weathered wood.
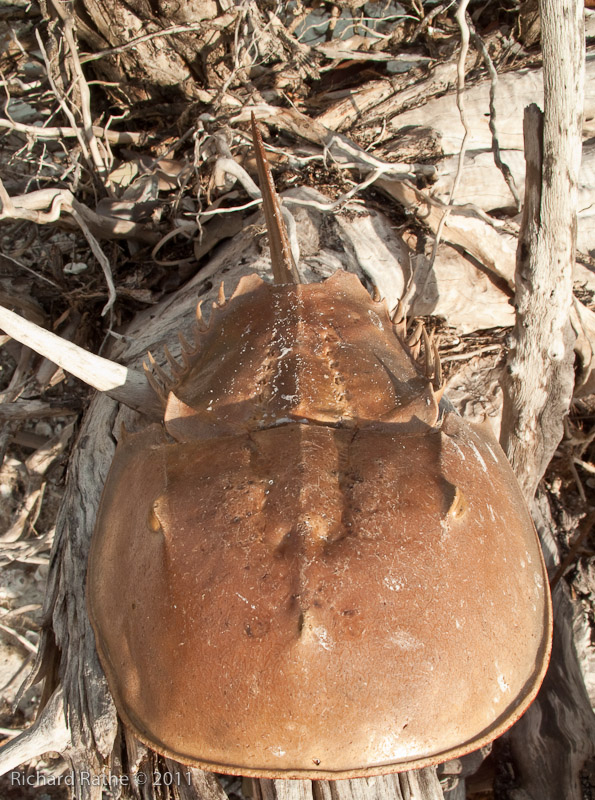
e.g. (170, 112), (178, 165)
(316, 61), (457, 133)
(0, 305), (158, 415)
(498, 3), (595, 798)
(166, 761), (229, 800)
(385, 53), (595, 156)
(503, 492), (595, 799)
(376, 53), (595, 254)
(253, 769), (444, 800)
(509, 579), (595, 800)
(257, 779), (314, 800)
(500, 103), (580, 496)
(431, 143), (595, 255)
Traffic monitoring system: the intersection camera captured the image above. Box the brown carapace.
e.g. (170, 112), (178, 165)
(87, 116), (552, 779)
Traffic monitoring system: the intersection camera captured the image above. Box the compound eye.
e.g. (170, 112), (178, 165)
(147, 499), (163, 532)
(447, 486), (468, 520)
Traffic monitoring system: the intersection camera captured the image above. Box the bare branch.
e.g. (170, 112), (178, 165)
(431, 0), (472, 247)
(0, 117), (150, 144)
(0, 183), (159, 243)
(69, 205), (116, 316)
(500, 7), (584, 498)
(469, 21), (522, 210)
(0, 306), (160, 416)
(51, 1), (107, 179)
(79, 22), (219, 64)
(0, 689), (70, 776)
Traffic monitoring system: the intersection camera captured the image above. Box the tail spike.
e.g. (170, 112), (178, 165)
(217, 282), (226, 307)
(372, 285), (382, 303)
(251, 112), (300, 285)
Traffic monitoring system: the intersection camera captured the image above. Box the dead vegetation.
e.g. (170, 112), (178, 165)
(0, 1), (594, 799)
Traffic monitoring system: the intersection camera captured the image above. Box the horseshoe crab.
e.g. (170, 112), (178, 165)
(86, 118), (552, 779)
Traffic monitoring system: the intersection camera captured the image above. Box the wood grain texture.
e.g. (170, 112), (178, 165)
(501, 0), (585, 499)
(499, 3), (595, 798)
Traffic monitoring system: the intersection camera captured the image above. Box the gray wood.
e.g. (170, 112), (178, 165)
(258, 779), (314, 800)
(500, 0), (585, 500)
(508, 581), (595, 800)
(499, 3), (595, 798)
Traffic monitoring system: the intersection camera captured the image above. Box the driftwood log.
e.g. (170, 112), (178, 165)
(498, 2), (595, 798)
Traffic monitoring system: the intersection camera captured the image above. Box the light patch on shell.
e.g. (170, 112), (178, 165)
(376, 733), (404, 759)
(299, 611), (333, 651)
(236, 592), (257, 610)
(374, 731), (421, 760)
(469, 440), (487, 472)
(485, 442), (500, 464)
(388, 630), (423, 651)
(367, 309), (384, 330)
(448, 437), (466, 461)
(383, 575), (405, 592)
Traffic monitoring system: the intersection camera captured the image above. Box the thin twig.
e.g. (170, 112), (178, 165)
(69, 204), (116, 316)
(0, 117), (150, 144)
(0, 622), (37, 654)
(0, 252), (62, 290)
(574, 457), (595, 475)
(34, 30), (91, 165)
(51, 3), (107, 179)
(0, 305), (159, 414)
(79, 22), (209, 64)
(409, 2), (456, 41)
(441, 344), (502, 361)
(550, 510), (595, 589)
(469, 20), (521, 210)
(0, 181), (159, 242)
(417, 0), (471, 303)
(446, 0), (472, 208)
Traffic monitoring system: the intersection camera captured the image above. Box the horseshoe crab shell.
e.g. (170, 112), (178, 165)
(87, 270), (552, 779)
